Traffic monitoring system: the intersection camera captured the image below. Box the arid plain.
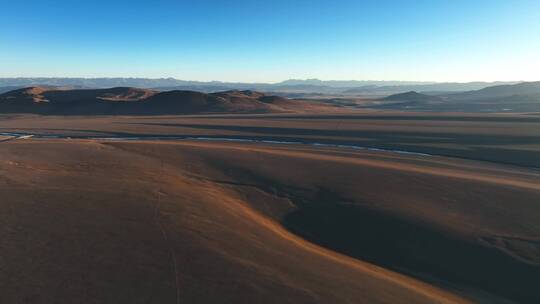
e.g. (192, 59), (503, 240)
(1, 112), (539, 303)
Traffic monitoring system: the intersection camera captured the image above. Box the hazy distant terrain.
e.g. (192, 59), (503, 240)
(0, 78), (518, 97)
(2, 81), (540, 114)
(370, 81), (540, 112)
(0, 86), (23, 94)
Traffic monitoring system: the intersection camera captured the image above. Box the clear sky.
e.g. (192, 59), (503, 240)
(1, 0), (539, 82)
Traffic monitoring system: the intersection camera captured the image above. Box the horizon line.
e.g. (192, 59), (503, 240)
(0, 76), (533, 85)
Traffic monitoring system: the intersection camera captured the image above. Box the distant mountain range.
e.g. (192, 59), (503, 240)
(2, 81), (539, 114)
(276, 79), (436, 87)
(0, 78), (520, 96)
(377, 81), (540, 112)
(0, 87), (333, 115)
(444, 81), (540, 101)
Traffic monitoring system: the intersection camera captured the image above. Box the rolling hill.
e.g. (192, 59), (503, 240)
(0, 87), (334, 115)
(382, 91), (443, 102)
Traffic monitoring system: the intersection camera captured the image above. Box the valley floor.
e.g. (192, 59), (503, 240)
(0, 112), (539, 303)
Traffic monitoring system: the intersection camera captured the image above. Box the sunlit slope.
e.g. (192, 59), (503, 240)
(114, 140), (540, 303)
(0, 139), (475, 304)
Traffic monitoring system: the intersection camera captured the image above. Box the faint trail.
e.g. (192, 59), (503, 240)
(153, 158), (181, 304)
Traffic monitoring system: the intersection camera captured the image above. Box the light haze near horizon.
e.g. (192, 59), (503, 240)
(1, 0), (539, 83)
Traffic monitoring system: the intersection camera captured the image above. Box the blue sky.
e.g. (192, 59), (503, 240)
(1, 0), (539, 82)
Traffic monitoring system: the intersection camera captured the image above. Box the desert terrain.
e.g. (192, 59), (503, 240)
(4, 0), (540, 301)
(0, 111), (539, 303)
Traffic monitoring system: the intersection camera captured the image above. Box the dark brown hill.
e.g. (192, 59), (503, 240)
(383, 91), (442, 102)
(0, 87), (333, 115)
(0, 86), (157, 103)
